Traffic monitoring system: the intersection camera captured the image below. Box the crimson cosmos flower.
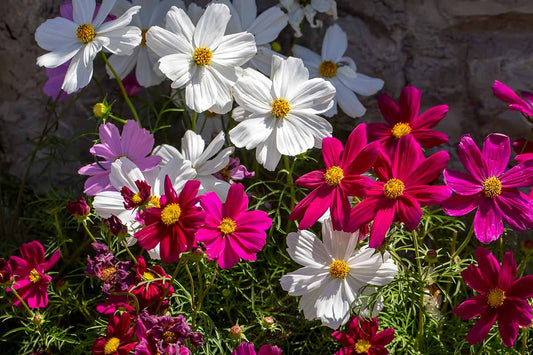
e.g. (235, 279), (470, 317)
(135, 176), (204, 263)
(130, 256), (174, 313)
(367, 86), (449, 153)
(347, 135), (451, 247)
(331, 317), (394, 355)
(92, 313), (137, 355)
(452, 247), (533, 347)
(289, 123), (379, 231)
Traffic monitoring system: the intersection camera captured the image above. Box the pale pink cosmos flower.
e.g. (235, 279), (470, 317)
(442, 134), (533, 243)
(196, 183), (272, 269)
(78, 121), (161, 195)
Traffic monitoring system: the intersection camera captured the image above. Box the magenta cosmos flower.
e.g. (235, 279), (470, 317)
(442, 134), (533, 243)
(347, 135), (451, 247)
(78, 120), (161, 196)
(232, 342), (283, 355)
(289, 124), (379, 231)
(367, 86), (449, 153)
(135, 176), (204, 263)
(8, 241), (60, 308)
(452, 247), (533, 347)
(331, 317), (394, 355)
(91, 313), (137, 355)
(492, 80), (533, 120)
(197, 183), (272, 269)
(513, 138), (533, 164)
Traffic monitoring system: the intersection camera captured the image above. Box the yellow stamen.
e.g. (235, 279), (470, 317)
(271, 98), (291, 119)
(219, 217), (236, 235)
(324, 166), (344, 186)
(319, 60), (338, 78)
(383, 178), (405, 199)
(193, 47), (213, 66)
(150, 195), (160, 208)
(104, 337), (121, 354)
(487, 288), (505, 308)
(482, 177), (502, 198)
(100, 266), (117, 281)
(76, 23), (96, 43)
(161, 203), (181, 225)
(391, 122), (411, 139)
(354, 338), (372, 354)
(29, 269), (41, 283)
(141, 29), (148, 46)
(143, 272), (154, 280)
(132, 193), (142, 205)
(163, 330), (178, 344)
(329, 260), (350, 279)
(204, 110), (218, 118)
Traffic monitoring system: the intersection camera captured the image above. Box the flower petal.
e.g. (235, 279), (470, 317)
(452, 295), (487, 320)
(465, 309), (497, 345)
(193, 3), (231, 49)
(481, 134), (510, 177)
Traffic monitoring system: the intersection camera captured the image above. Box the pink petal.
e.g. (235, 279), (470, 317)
(443, 169), (482, 195)
(406, 185), (451, 206)
(391, 135), (424, 181)
(224, 183), (249, 218)
(492, 80), (533, 116)
(507, 275), (533, 299)
(461, 264), (491, 294)
(411, 128), (449, 148)
(465, 309), (497, 345)
(499, 162), (533, 188)
(232, 342), (256, 355)
(258, 345), (283, 355)
(20, 241), (45, 266)
(342, 123), (367, 168)
(296, 170), (325, 190)
(515, 152), (533, 164)
(135, 223), (164, 251)
(200, 192), (223, 221)
(495, 190), (533, 231)
(481, 133), (510, 177)
(397, 195), (422, 230)
(43, 249), (61, 272)
(290, 185), (333, 230)
(346, 197), (379, 233)
(473, 198), (503, 244)
(121, 120), (155, 160)
(97, 123), (122, 157)
(235, 210), (272, 230)
(371, 328), (395, 346)
(475, 246), (501, 286)
(496, 303), (520, 347)
(412, 104), (448, 129)
(330, 188), (351, 230)
(377, 93), (400, 125)
(407, 150), (449, 187)
(457, 134), (488, 181)
(331, 331), (355, 347)
(512, 138), (533, 155)
(83, 174), (114, 196)
(398, 86), (422, 123)
(159, 232), (179, 263)
(345, 141), (380, 176)
(341, 175), (374, 198)
(501, 297), (533, 327)
(322, 137), (344, 168)
(178, 180), (201, 206)
(452, 295), (487, 320)
(442, 193), (482, 216)
(369, 203), (396, 248)
(373, 150), (393, 182)
(366, 123), (391, 143)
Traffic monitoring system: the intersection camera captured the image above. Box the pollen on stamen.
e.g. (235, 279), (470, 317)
(271, 98), (291, 119)
(354, 339), (372, 353)
(391, 122), (411, 139)
(104, 337), (120, 355)
(319, 61), (338, 78)
(193, 47), (213, 66)
(329, 260), (350, 279)
(486, 288), (505, 308)
(324, 166), (344, 186)
(141, 29), (148, 46)
(482, 176), (502, 198)
(383, 178), (405, 199)
(76, 23), (96, 43)
(219, 217), (236, 235)
(161, 203), (181, 225)
(29, 269), (41, 283)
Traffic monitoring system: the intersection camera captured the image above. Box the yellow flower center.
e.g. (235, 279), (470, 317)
(161, 203), (181, 225)
(132, 193), (142, 205)
(76, 23), (96, 43)
(204, 110), (218, 118)
(141, 29), (148, 46)
(271, 98), (291, 119)
(319, 60), (338, 78)
(100, 266), (117, 281)
(383, 178), (405, 199)
(143, 272), (154, 280)
(104, 337), (121, 354)
(29, 269), (41, 283)
(487, 288), (505, 308)
(193, 47), (213, 66)
(354, 338), (372, 354)
(329, 260), (350, 279)
(150, 195), (160, 208)
(218, 217), (236, 235)
(324, 166), (344, 186)
(482, 177), (502, 198)
(391, 122), (411, 139)
(163, 330), (178, 344)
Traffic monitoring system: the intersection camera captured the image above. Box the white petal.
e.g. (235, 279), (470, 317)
(347, 247), (398, 286)
(180, 130), (205, 164)
(249, 46), (283, 76)
(93, 191), (129, 218)
(35, 17), (78, 52)
(100, 26), (142, 55)
(165, 6), (194, 43)
(338, 69), (384, 96)
(194, 131), (226, 169)
(197, 175), (231, 201)
(107, 49), (138, 79)
(255, 135), (281, 171)
(146, 25), (193, 57)
(193, 3), (231, 49)
(147, 0), (184, 28)
(298, 287), (321, 320)
(62, 48), (93, 93)
(288, 77), (336, 111)
(280, 267), (329, 295)
(98, 5), (140, 33)
(315, 278), (351, 329)
(247, 7), (287, 45)
(136, 46), (165, 87)
(271, 56), (309, 100)
(321, 218), (359, 261)
(276, 116), (314, 156)
(212, 32), (257, 67)
(154, 157), (196, 195)
(321, 24), (347, 62)
(203, 65), (235, 114)
(73, 0), (96, 25)
(185, 66), (218, 113)
(233, 0), (257, 30)
(93, 0), (117, 28)
(215, 0), (242, 34)
(198, 147), (233, 176)
(109, 157), (145, 191)
(229, 114), (274, 150)
(340, 56), (357, 72)
(292, 44), (322, 69)
(158, 53), (192, 87)
(147, 244), (161, 260)
(232, 68), (272, 113)
(287, 230), (331, 267)
(153, 144), (183, 165)
(332, 78), (367, 118)
(36, 44), (80, 68)
(283, 112), (332, 148)
(285, 7), (304, 37)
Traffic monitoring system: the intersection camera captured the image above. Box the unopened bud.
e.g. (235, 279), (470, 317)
(425, 249), (438, 263)
(102, 215), (128, 237)
(229, 325), (243, 338)
(270, 41), (282, 53)
(93, 102), (109, 118)
(66, 198), (90, 219)
(33, 313), (44, 324)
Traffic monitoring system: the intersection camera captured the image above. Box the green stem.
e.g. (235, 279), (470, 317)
(413, 230), (425, 352)
(192, 110), (197, 132)
(185, 264), (196, 310)
(451, 223), (474, 260)
(99, 51), (140, 124)
(196, 267), (217, 312)
(109, 113), (127, 124)
(521, 327), (528, 355)
(155, 260), (183, 314)
(10, 287), (34, 317)
(121, 240), (137, 264)
(82, 219), (97, 243)
(520, 126), (533, 154)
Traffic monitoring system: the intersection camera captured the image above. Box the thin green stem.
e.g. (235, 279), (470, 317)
(10, 287), (34, 317)
(451, 223), (474, 260)
(520, 126), (533, 154)
(185, 264), (196, 310)
(109, 113), (127, 124)
(82, 219), (97, 243)
(192, 110), (197, 132)
(155, 260), (183, 314)
(413, 230), (425, 352)
(196, 267), (218, 312)
(99, 51), (140, 123)
(121, 240), (137, 264)
(521, 327), (528, 355)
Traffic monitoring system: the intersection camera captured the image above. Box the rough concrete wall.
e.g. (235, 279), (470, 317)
(2, 0), (533, 190)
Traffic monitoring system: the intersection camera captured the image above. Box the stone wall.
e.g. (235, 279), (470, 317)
(2, 0), (533, 190)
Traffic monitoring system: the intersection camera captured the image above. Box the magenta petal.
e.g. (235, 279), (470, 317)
(225, 183), (249, 218)
(507, 275), (533, 299)
(497, 303), (520, 347)
(495, 190), (533, 231)
(341, 175), (374, 198)
(369, 203), (396, 248)
(500, 163), (533, 188)
(377, 93), (400, 125)
(397, 195), (422, 230)
(135, 223), (163, 251)
(342, 123), (367, 168)
(83, 174), (113, 196)
(346, 197), (379, 233)
(291, 185), (332, 230)
(473, 199), (503, 244)
(200, 192), (223, 221)
(407, 150), (449, 187)
(322, 137), (343, 168)
(43, 249), (61, 272)
(452, 295), (487, 320)
(492, 80), (533, 116)
(461, 264), (491, 294)
(391, 135), (424, 181)
(458, 134), (488, 181)
(296, 170), (325, 190)
(502, 297), (533, 327)
(407, 185), (451, 206)
(442, 193), (482, 216)
(258, 345), (283, 355)
(475, 246), (501, 286)
(330, 188), (351, 230)
(20, 241), (45, 266)
(398, 86), (422, 123)
(443, 169), (482, 195)
(232, 342), (256, 355)
(412, 104), (448, 129)
(481, 134), (510, 177)
(373, 150), (393, 182)
(411, 129), (449, 148)
(515, 152), (533, 164)
(121, 120), (155, 159)
(371, 328), (394, 346)
(465, 309), (497, 345)
(498, 252), (517, 291)
(346, 141), (380, 176)
(366, 123), (391, 143)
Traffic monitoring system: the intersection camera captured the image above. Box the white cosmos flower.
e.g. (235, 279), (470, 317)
(35, 0), (142, 94)
(280, 218), (398, 329)
(293, 24), (384, 118)
(229, 56), (335, 171)
(280, 0), (337, 37)
(153, 130), (234, 200)
(145, 3), (257, 113)
(215, 0), (288, 75)
(107, 0), (185, 87)
(93, 156), (196, 259)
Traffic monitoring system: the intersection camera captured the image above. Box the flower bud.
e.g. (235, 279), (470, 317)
(93, 102), (109, 118)
(425, 249), (438, 264)
(66, 198), (90, 219)
(102, 215), (128, 237)
(270, 41), (282, 53)
(261, 316), (275, 330)
(0, 258), (13, 284)
(229, 325), (243, 339)
(33, 313), (44, 324)
(189, 242), (206, 262)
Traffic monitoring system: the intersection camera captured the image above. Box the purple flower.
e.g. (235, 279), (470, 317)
(86, 243), (133, 296)
(214, 158), (254, 183)
(443, 134), (533, 243)
(232, 342), (283, 355)
(78, 121), (161, 195)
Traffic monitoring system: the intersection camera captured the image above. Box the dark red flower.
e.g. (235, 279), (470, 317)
(66, 197), (90, 218)
(130, 256), (174, 313)
(331, 317), (394, 355)
(91, 313), (137, 355)
(0, 258), (13, 284)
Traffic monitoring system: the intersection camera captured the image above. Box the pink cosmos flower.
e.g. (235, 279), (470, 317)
(367, 86), (449, 153)
(232, 342), (283, 355)
(197, 183), (272, 269)
(513, 138), (533, 164)
(78, 121), (161, 196)
(492, 80), (533, 120)
(8, 241), (60, 308)
(91, 313), (137, 355)
(452, 247), (533, 347)
(442, 134), (533, 243)
(135, 177), (204, 263)
(347, 135), (451, 247)
(331, 317), (394, 355)
(289, 124), (379, 231)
